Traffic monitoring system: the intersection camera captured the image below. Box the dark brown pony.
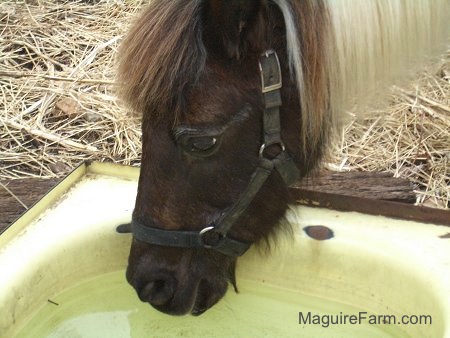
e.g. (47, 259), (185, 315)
(117, 0), (449, 316)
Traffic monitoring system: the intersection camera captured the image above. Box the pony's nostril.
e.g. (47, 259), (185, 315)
(139, 277), (176, 306)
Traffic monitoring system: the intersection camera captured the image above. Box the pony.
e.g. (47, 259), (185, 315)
(117, 0), (449, 316)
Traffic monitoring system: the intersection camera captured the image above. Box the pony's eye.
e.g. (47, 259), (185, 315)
(179, 135), (221, 157)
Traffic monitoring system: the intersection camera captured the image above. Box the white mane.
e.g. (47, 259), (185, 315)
(275, 0), (449, 129)
(326, 0), (449, 116)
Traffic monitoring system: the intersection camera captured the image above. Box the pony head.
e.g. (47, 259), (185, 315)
(117, 0), (448, 315)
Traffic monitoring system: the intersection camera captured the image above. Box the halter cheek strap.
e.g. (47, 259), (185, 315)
(117, 50), (300, 257)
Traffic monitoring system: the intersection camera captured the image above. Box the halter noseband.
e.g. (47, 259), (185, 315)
(117, 50), (300, 257)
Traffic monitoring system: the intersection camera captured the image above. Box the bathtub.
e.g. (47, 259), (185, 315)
(0, 162), (448, 337)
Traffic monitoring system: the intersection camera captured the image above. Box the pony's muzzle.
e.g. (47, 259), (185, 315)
(129, 271), (178, 308)
(134, 272), (177, 308)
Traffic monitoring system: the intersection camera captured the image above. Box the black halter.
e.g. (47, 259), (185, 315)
(117, 50), (300, 257)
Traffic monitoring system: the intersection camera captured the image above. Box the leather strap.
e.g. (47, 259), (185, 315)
(127, 221), (251, 257)
(259, 50), (300, 186)
(213, 159), (273, 236)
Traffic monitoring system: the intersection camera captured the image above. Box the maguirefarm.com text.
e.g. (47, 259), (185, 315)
(299, 311), (432, 328)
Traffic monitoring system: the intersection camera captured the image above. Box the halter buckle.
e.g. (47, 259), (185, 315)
(259, 49), (282, 93)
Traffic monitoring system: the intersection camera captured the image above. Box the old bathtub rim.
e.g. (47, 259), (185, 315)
(0, 162), (449, 337)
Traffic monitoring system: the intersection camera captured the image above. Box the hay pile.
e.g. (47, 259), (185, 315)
(0, 0), (143, 178)
(0, 1), (448, 209)
(328, 58), (450, 209)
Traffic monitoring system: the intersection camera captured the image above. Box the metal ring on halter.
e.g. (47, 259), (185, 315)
(259, 142), (286, 159)
(198, 226), (222, 248)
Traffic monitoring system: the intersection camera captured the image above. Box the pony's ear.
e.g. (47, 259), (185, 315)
(202, 0), (267, 59)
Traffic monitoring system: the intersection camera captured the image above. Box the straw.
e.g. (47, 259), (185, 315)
(0, 1), (448, 209)
(327, 54), (449, 209)
(0, 0), (144, 180)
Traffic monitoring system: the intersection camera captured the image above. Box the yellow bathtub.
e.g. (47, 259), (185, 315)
(0, 162), (448, 337)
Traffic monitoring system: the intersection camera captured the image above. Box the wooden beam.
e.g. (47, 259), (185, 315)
(0, 171), (424, 233)
(0, 178), (61, 233)
(294, 171), (416, 203)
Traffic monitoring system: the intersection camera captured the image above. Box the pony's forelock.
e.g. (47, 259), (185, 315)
(117, 0), (206, 120)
